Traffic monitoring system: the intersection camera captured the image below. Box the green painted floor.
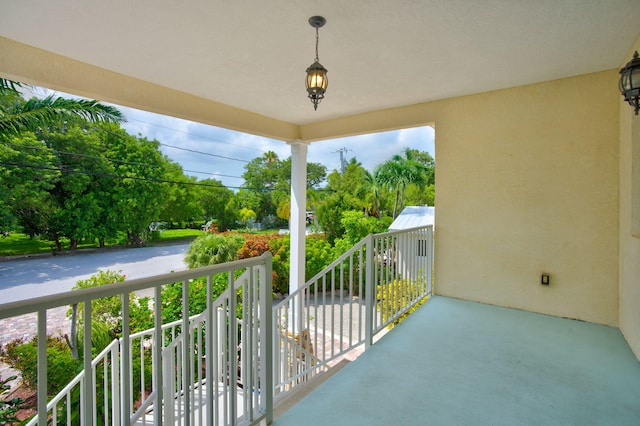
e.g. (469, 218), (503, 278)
(273, 296), (640, 426)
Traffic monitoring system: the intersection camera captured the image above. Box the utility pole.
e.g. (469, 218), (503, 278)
(335, 147), (351, 174)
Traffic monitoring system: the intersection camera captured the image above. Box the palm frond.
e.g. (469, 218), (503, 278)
(0, 95), (125, 135)
(0, 78), (26, 95)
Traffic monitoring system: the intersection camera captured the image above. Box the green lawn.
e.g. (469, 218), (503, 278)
(0, 229), (205, 257)
(154, 229), (204, 241)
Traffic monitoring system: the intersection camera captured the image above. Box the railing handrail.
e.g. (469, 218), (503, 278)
(11, 252), (272, 426)
(0, 254), (270, 319)
(273, 225), (433, 396)
(275, 225), (433, 307)
(273, 235), (370, 309)
(368, 224), (433, 239)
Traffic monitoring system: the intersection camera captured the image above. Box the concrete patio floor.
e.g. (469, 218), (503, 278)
(272, 296), (640, 426)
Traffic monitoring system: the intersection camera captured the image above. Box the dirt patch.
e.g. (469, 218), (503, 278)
(3, 385), (37, 424)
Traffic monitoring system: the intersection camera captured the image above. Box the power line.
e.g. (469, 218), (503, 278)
(1, 161), (334, 192)
(1, 161), (259, 190)
(125, 117), (268, 154)
(160, 142), (249, 163)
(182, 169), (244, 179)
(1, 141), (162, 169)
(21, 87), (263, 165)
(2, 141), (246, 179)
(85, 124), (252, 164)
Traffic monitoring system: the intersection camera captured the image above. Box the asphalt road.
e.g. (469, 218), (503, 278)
(0, 243), (189, 305)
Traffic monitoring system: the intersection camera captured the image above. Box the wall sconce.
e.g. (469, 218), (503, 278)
(619, 51), (640, 115)
(306, 16), (328, 110)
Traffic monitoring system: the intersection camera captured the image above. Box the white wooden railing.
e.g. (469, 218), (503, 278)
(0, 252), (273, 426)
(273, 225), (433, 395)
(0, 226), (433, 424)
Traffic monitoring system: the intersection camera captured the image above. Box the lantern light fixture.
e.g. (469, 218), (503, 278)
(306, 16), (328, 110)
(619, 51), (640, 115)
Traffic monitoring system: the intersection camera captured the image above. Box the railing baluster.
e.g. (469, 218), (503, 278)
(365, 235), (374, 349)
(122, 294), (131, 426)
(83, 298), (94, 426)
(206, 276), (214, 426)
(112, 342), (121, 426)
(37, 309), (46, 426)
(103, 352), (109, 425)
(181, 279), (191, 426)
(153, 284), (162, 426)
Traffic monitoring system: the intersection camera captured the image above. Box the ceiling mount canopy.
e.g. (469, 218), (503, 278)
(305, 15), (328, 111)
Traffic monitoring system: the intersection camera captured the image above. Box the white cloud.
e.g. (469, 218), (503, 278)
(29, 86), (435, 188)
(308, 126), (435, 174)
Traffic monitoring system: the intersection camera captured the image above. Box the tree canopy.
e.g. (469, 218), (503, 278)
(1, 79), (436, 250)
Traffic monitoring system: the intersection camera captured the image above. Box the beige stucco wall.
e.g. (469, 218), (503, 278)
(432, 70), (620, 326)
(619, 39), (640, 360)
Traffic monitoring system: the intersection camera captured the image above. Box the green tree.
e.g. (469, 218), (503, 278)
(338, 210), (391, 246)
(241, 152), (327, 225)
(411, 149), (435, 184)
(0, 132), (59, 234)
(355, 169), (388, 218)
(404, 182), (435, 206)
(238, 207), (257, 228)
(402, 149), (435, 206)
(197, 178), (235, 228)
(42, 125), (112, 250)
(315, 193), (361, 244)
(241, 151), (282, 220)
(98, 125), (168, 245)
(158, 162), (203, 227)
(326, 158), (368, 196)
(376, 148), (429, 218)
(279, 157), (327, 189)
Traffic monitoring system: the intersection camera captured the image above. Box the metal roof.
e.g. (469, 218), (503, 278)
(389, 206), (435, 230)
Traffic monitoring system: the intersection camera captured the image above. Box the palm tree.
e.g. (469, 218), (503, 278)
(377, 148), (428, 218)
(0, 78), (124, 135)
(356, 169), (385, 218)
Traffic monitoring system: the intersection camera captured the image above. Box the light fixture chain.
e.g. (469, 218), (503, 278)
(315, 27), (320, 61)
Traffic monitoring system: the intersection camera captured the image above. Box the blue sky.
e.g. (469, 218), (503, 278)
(119, 105), (435, 189)
(34, 86), (435, 188)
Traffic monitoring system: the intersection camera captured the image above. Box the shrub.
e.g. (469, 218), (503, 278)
(305, 235), (334, 280)
(185, 233), (245, 268)
(0, 336), (80, 396)
(68, 270), (125, 327)
(376, 277), (429, 328)
(161, 273), (241, 324)
(67, 270), (154, 337)
(237, 234), (277, 259)
(269, 235), (290, 294)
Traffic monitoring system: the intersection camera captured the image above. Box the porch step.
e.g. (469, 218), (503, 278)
(273, 359), (351, 420)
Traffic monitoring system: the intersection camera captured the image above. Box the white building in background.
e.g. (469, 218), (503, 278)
(389, 206), (435, 231)
(388, 206), (435, 283)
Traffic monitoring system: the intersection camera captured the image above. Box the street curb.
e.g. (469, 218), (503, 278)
(0, 237), (196, 263)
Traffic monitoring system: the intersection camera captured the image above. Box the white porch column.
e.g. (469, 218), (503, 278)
(288, 140), (308, 333)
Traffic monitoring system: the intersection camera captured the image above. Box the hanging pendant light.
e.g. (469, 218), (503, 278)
(306, 16), (328, 110)
(619, 51), (640, 115)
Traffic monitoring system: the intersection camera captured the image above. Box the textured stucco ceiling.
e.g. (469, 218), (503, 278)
(1, 0), (640, 127)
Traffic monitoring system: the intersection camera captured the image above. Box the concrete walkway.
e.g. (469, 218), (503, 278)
(273, 296), (640, 426)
